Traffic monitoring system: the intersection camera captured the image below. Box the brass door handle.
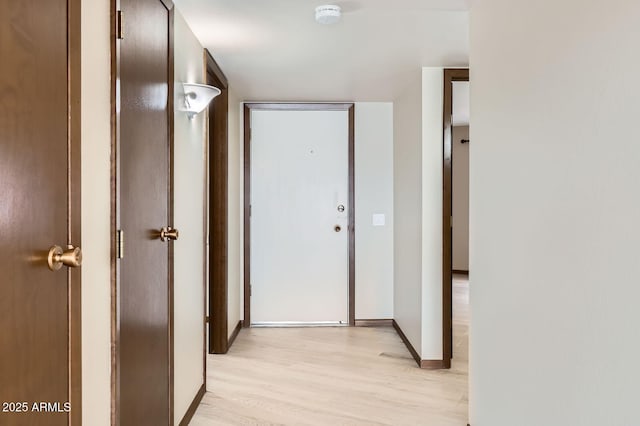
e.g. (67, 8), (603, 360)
(48, 245), (82, 271)
(160, 227), (179, 242)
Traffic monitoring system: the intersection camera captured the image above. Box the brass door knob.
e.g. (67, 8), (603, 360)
(160, 227), (179, 242)
(48, 245), (82, 271)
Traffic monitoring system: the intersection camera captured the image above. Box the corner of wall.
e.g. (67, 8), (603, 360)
(173, 8), (207, 424)
(392, 69), (424, 357)
(420, 67), (444, 360)
(80, 0), (112, 424)
(227, 88), (242, 336)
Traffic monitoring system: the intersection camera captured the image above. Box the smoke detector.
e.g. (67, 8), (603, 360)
(315, 5), (341, 25)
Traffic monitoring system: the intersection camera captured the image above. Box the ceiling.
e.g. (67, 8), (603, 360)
(174, 0), (470, 102)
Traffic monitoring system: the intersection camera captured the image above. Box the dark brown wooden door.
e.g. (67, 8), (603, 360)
(0, 0), (81, 425)
(117, 0), (173, 424)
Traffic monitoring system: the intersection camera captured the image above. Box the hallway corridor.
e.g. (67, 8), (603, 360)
(191, 276), (469, 425)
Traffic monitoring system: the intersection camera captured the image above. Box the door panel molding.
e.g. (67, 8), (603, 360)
(243, 103), (356, 327)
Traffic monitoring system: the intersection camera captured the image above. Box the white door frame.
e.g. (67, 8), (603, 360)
(242, 103), (355, 327)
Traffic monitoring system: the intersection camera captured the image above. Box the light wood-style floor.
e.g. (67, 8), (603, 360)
(191, 275), (469, 425)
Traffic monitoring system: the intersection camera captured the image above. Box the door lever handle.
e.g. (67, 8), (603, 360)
(47, 245), (82, 271)
(160, 227), (179, 242)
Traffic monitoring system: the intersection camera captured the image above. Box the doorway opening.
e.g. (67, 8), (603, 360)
(442, 68), (470, 366)
(243, 103), (355, 327)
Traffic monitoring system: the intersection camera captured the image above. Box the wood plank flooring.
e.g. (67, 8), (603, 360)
(191, 276), (469, 425)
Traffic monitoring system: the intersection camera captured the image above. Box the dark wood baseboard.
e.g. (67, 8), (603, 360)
(392, 320), (451, 370)
(354, 319), (393, 327)
(420, 358), (451, 369)
(452, 270), (469, 275)
(178, 383), (206, 426)
(392, 320), (421, 367)
(228, 320), (243, 349)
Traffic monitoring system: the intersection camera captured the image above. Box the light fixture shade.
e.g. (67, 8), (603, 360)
(182, 83), (221, 118)
(315, 5), (341, 25)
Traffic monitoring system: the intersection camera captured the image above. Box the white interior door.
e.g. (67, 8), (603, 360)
(251, 109), (349, 324)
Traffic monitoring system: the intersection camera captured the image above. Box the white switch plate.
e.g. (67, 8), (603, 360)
(372, 214), (385, 226)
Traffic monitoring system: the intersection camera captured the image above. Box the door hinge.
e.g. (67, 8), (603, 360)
(249, 204), (252, 217)
(450, 216), (453, 228)
(117, 229), (124, 259)
(249, 284), (252, 296)
(116, 10), (124, 40)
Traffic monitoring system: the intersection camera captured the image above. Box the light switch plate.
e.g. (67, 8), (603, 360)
(372, 214), (385, 226)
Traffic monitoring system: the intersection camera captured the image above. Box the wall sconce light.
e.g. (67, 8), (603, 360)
(182, 83), (221, 119)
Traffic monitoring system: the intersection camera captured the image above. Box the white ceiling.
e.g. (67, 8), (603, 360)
(174, 0), (470, 102)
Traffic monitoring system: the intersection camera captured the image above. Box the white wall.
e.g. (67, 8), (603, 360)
(227, 89), (242, 335)
(470, 0), (640, 424)
(421, 67), (445, 361)
(393, 72), (424, 356)
(173, 10), (205, 424)
(355, 103), (394, 320)
(81, 0), (111, 424)
(452, 125), (469, 271)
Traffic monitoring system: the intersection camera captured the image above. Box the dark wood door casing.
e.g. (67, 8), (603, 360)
(113, 0), (174, 424)
(442, 68), (469, 365)
(205, 50), (230, 354)
(0, 0), (81, 424)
